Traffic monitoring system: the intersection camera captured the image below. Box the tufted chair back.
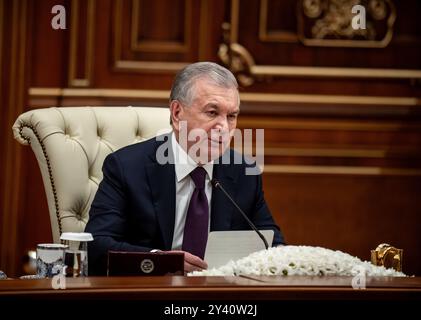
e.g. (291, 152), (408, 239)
(13, 106), (171, 243)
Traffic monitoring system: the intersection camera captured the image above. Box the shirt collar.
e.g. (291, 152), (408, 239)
(171, 132), (213, 183)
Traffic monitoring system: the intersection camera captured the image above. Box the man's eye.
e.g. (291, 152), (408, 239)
(206, 111), (217, 117)
(228, 114), (237, 120)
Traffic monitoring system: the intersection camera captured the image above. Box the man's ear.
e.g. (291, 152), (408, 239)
(170, 100), (182, 131)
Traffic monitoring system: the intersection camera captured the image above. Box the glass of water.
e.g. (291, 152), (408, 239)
(60, 232), (93, 277)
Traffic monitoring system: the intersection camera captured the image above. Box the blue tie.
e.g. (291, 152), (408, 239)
(182, 167), (209, 259)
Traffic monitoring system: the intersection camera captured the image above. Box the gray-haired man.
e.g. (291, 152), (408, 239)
(86, 62), (284, 275)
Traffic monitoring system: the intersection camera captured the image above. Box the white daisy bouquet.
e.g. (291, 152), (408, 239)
(189, 245), (406, 277)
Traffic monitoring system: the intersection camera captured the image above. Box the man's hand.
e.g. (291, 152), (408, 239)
(171, 250), (208, 273)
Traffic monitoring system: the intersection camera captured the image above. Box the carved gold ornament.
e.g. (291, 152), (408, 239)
(218, 22), (255, 87)
(298, 0), (396, 47)
(371, 243), (403, 272)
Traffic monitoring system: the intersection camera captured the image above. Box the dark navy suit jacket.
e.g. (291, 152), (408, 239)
(85, 134), (284, 275)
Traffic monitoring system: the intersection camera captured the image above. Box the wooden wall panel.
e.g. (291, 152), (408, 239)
(219, 0), (421, 95)
(68, 0), (94, 87)
(128, 0), (193, 58)
(30, 0), (69, 87)
(0, 0), (31, 277)
(89, 0), (226, 89)
(237, 115), (421, 170)
(113, 0), (197, 67)
(241, 0), (421, 68)
(263, 172), (421, 276)
(1, 0), (420, 277)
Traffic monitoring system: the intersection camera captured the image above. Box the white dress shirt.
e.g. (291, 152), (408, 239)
(170, 132), (213, 250)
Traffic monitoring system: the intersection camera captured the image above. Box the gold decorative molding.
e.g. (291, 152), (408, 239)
(240, 92), (420, 105)
(68, 0), (95, 87)
(297, 0), (396, 48)
(263, 165), (421, 176)
(114, 60), (188, 73)
(130, 0), (192, 53)
(237, 146), (419, 166)
(29, 87), (421, 117)
(29, 87), (420, 106)
(263, 147), (388, 158)
(218, 27), (255, 86)
(238, 117), (421, 131)
(261, 146), (421, 158)
(29, 87), (170, 99)
(220, 0), (421, 86)
(250, 65), (421, 80)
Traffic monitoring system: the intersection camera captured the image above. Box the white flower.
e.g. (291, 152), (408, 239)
(188, 245), (406, 277)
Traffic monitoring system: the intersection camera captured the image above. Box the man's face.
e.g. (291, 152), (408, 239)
(171, 78), (240, 163)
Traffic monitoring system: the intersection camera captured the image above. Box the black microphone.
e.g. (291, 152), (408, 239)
(211, 179), (269, 250)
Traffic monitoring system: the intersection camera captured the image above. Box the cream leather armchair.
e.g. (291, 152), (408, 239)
(13, 107), (171, 243)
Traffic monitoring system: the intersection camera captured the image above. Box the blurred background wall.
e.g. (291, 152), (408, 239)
(1, 0), (420, 277)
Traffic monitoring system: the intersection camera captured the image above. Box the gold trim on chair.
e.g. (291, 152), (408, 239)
(18, 124), (63, 235)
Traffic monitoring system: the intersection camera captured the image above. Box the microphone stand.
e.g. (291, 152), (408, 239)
(212, 179), (269, 250)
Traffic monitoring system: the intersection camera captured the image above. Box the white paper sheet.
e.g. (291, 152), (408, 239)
(204, 230), (274, 269)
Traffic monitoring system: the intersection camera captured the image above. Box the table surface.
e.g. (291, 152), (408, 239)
(1, 275), (420, 300)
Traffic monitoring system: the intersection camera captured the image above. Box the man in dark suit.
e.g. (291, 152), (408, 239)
(85, 62), (284, 275)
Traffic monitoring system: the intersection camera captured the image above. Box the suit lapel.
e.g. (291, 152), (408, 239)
(210, 160), (238, 231)
(146, 135), (175, 250)
(145, 136), (241, 246)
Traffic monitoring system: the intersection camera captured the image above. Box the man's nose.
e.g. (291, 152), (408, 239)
(214, 115), (229, 132)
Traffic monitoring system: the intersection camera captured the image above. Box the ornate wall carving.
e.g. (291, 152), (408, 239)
(219, 0), (420, 87)
(297, 0), (396, 47)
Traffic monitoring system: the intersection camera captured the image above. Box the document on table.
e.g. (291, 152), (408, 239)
(204, 230), (274, 269)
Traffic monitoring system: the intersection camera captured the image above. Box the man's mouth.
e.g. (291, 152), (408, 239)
(208, 138), (226, 145)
